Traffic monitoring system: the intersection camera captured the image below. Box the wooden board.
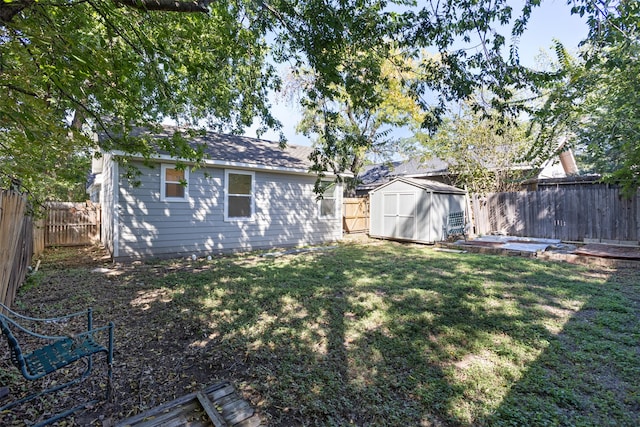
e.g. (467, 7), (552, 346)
(116, 382), (262, 427)
(575, 244), (640, 260)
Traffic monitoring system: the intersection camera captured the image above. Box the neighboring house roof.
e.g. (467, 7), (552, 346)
(358, 155), (566, 192)
(371, 177), (466, 195)
(107, 126), (316, 174)
(357, 157), (450, 191)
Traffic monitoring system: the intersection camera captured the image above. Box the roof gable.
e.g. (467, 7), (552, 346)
(358, 154), (539, 191)
(370, 177), (466, 195)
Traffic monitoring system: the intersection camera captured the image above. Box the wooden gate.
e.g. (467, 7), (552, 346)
(343, 197), (369, 234)
(45, 202), (101, 247)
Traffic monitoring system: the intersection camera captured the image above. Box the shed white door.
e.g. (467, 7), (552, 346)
(382, 192), (416, 240)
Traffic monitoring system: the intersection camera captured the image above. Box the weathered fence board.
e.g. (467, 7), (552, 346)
(472, 184), (640, 243)
(32, 218), (45, 257)
(343, 197), (369, 234)
(7, 216), (34, 309)
(0, 190), (29, 308)
(44, 202), (101, 247)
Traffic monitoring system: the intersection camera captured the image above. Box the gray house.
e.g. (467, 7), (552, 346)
(369, 177), (466, 243)
(87, 128), (343, 260)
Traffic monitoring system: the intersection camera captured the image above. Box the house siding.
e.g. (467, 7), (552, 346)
(100, 153), (116, 255)
(114, 161), (341, 259)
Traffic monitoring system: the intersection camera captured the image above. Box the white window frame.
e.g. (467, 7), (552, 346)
(160, 164), (189, 202)
(318, 181), (338, 219)
(224, 170), (255, 221)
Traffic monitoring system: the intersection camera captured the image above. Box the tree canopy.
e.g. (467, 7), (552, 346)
(1, 0), (633, 201)
(289, 53), (428, 194)
(528, 1), (640, 195)
(420, 101), (532, 194)
(1, 0), (281, 201)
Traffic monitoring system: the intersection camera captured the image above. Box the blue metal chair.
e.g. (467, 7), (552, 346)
(0, 302), (114, 426)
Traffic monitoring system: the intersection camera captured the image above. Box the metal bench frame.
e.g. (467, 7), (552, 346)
(0, 302), (114, 426)
(446, 211), (467, 239)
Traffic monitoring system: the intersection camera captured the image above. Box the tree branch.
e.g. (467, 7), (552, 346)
(0, 0), (35, 23)
(0, 0), (212, 23)
(114, 0), (213, 13)
(1, 83), (39, 98)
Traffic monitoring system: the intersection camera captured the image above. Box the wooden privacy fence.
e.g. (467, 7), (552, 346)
(472, 184), (640, 243)
(44, 201), (101, 247)
(0, 190), (32, 308)
(343, 197), (369, 233)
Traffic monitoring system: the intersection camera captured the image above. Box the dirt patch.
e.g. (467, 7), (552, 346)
(0, 246), (262, 426)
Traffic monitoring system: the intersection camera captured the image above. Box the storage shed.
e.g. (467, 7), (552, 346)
(369, 177), (467, 243)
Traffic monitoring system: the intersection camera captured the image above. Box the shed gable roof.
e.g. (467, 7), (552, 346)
(357, 157), (449, 190)
(370, 177), (466, 195)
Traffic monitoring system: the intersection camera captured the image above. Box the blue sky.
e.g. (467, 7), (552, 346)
(246, 0), (589, 145)
(513, 0), (588, 67)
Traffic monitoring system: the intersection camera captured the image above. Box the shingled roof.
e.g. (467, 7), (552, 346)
(357, 157), (450, 190)
(180, 131), (314, 171)
(112, 126), (315, 172)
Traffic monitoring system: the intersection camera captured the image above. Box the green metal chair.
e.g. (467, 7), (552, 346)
(0, 302), (114, 426)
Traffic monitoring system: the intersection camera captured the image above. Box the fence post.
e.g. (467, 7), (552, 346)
(33, 218), (45, 257)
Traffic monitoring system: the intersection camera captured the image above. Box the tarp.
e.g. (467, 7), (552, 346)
(462, 235), (562, 253)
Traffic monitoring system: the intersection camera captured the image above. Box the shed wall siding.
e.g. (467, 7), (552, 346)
(416, 193), (431, 242)
(115, 162), (341, 258)
(429, 193), (465, 241)
(369, 179), (466, 243)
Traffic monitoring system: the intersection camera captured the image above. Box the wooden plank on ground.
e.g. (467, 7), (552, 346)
(575, 244), (640, 260)
(208, 383), (236, 402)
(235, 414), (263, 427)
(221, 398), (255, 425)
(117, 401), (201, 427)
(196, 391), (228, 427)
(115, 382), (260, 427)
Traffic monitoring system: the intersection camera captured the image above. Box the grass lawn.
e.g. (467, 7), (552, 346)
(2, 240), (639, 426)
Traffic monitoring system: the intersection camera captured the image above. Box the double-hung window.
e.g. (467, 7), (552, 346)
(161, 164), (189, 202)
(318, 181), (338, 218)
(225, 170), (254, 221)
